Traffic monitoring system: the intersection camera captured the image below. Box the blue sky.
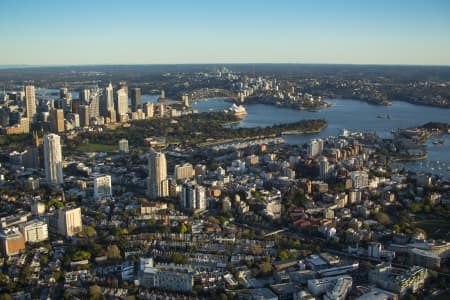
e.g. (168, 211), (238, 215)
(0, 0), (449, 65)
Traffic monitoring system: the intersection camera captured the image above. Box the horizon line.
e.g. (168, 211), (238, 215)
(1, 62), (450, 68)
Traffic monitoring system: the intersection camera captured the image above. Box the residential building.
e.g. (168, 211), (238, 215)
(181, 183), (206, 211)
(25, 85), (36, 120)
(119, 139), (129, 153)
(56, 204), (82, 237)
(174, 163), (194, 180)
(93, 174), (112, 200)
(308, 138), (323, 158)
(351, 171), (369, 189)
(320, 156), (330, 180)
(147, 150), (169, 198)
(139, 259), (194, 293)
(21, 219), (48, 243)
(368, 263), (427, 296)
(44, 134), (64, 185)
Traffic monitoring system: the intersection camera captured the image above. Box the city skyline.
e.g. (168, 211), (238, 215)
(1, 0), (450, 66)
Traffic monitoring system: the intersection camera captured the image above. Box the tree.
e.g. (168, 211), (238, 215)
(250, 245), (263, 256)
(180, 224), (188, 234)
(0, 294), (11, 300)
(278, 250), (290, 260)
(170, 253), (188, 264)
(82, 226), (97, 238)
(218, 293), (228, 300)
(89, 284), (101, 299)
(258, 261), (272, 276)
(374, 212), (392, 225)
(106, 245), (121, 260)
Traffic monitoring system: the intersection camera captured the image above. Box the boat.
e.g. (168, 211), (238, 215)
(228, 104), (248, 117)
(432, 139), (445, 145)
(377, 114), (391, 119)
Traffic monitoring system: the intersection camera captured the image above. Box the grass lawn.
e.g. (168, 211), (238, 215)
(76, 143), (118, 152)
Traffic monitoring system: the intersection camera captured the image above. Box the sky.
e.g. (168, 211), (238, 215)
(0, 0), (450, 65)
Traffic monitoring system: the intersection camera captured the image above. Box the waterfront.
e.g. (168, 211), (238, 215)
(193, 98), (450, 178)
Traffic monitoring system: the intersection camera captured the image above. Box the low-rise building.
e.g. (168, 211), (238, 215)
(0, 227), (25, 256)
(368, 263), (427, 296)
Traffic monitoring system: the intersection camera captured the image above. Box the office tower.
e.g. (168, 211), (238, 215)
(131, 88), (141, 112)
(160, 89), (165, 100)
(20, 117), (30, 134)
(101, 82), (114, 117)
(93, 174), (112, 200)
(50, 109), (65, 133)
(174, 163), (194, 180)
(0, 107), (10, 127)
(80, 88), (90, 104)
(59, 87), (72, 112)
(25, 85), (36, 120)
(147, 150), (168, 199)
(182, 94), (190, 107)
(181, 183), (206, 211)
(44, 134), (64, 185)
(119, 139), (129, 153)
(87, 89), (100, 119)
(57, 204), (82, 237)
(157, 103), (165, 118)
(118, 81), (128, 95)
(80, 105), (90, 127)
(308, 138), (324, 158)
(71, 99), (81, 114)
(319, 156), (330, 180)
(60, 87), (69, 99)
(115, 88), (128, 121)
(144, 102), (154, 118)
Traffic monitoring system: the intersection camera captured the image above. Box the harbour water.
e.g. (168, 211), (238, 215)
(19, 90), (450, 178)
(193, 98), (450, 178)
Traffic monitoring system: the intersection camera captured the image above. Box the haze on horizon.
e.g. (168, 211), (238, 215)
(1, 0), (449, 66)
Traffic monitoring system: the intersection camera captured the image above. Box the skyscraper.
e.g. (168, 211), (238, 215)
(115, 88), (128, 121)
(144, 102), (154, 118)
(308, 138), (324, 158)
(147, 150), (168, 199)
(80, 105), (90, 127)
(25, 85), (36, 120)
(101, 82), (114, 117)
(50, 109), (65, 133)
(80, 88), (90, 104)
(44, 134), (64, 185)
(131, 88), (141, 112)
(87, 88), (100, 119)
(319, 156), (330, 180)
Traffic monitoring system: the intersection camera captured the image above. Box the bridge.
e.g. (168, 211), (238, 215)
(188, 88), (239, 104)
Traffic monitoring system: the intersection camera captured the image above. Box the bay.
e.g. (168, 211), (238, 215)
(192, 98), (450, 178)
